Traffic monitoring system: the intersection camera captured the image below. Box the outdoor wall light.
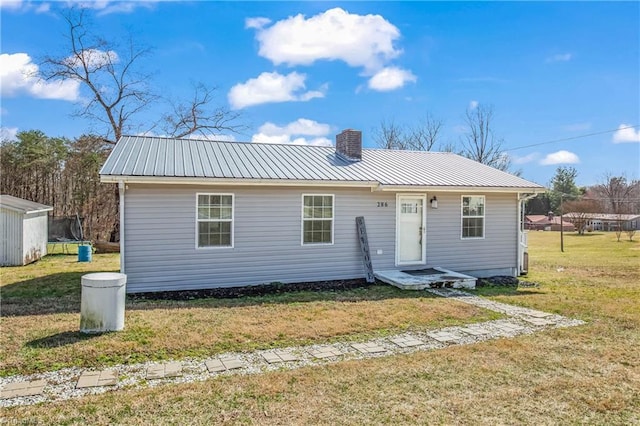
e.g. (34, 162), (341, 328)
(430, 196), (438, 209)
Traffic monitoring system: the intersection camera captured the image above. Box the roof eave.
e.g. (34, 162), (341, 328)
(375, 184), (546, 193)
(100, 175), (380, 188)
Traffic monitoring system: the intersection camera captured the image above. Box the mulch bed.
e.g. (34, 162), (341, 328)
(476, 276), (540, 288)
(128, 279), (372, 301)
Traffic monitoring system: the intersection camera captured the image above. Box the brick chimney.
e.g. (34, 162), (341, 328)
(335, 129), (362, 161)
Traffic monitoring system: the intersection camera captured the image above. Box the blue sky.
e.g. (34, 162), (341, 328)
(1, 1), (639, 186)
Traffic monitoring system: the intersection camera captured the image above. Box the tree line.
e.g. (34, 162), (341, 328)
(1, 130), (118, 241)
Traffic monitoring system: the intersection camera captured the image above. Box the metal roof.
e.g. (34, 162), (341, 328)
(0, 195), (53, 214)
(565, 213), (640, 221)
(100, 135), (545, 191)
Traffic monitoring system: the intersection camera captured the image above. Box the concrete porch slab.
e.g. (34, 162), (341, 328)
(375, 267), (476, 290)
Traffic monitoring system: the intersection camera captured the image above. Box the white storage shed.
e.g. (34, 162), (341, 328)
(1, 195), (53, 266)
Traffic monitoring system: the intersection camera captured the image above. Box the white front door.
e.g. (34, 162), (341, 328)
(397, 195), (426, 265)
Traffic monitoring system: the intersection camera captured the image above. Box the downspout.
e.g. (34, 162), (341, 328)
(119, 180), (125, 274)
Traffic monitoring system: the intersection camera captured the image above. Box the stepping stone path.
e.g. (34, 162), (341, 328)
(76, 370), (118, 389)
(205, 357), (244, 373)
(352, 342), (387, 354)
(426, 331), (462, 343)
(520, 317), (557, 326)
(1, 380), (45, 399)
(0, 288), (586, 408)
(458, 325), (492, 336)
(261, 350), (299, 364)
(390, 336), (424, 348)
(308, 346), (343, 359)
(146, 362), (183, 380)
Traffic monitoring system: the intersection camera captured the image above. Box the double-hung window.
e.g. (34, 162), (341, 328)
(461, 195), (485, 239)
(302, 195), (334, 245)
(197, 194), (233, 248)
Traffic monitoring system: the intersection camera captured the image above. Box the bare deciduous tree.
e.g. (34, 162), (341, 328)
(373, 114), (443, 151)
(40, 9), (243, 143)
(460, 104), (511, 171)
(162, 82), (243, 139)
(564, 198), (599, 235)
(592, 173), (639, 214)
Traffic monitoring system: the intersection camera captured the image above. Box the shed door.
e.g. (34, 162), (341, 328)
(397, 195), (426, 265)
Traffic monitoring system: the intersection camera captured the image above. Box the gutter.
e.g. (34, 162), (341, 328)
(100, 175), (380, 189)
(100, 175), (546, 194)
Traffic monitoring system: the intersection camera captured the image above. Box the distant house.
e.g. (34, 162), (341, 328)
(564, 213), (640, 232)
(1, 195), (53, 266)
(99, 131), (544, 293)
(524, 215), (576, 232)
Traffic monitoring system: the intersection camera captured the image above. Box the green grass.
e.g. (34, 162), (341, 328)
(1, 253), (499, 376)
(3, 232), (639, 425)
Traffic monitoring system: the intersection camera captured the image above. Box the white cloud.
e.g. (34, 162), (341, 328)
(367, 67), (416, 91)
(0, 0), (51, 13)
(186, 133), (237, 142)
(71, 1), (157, 15)
(245, 17), (271, 29)
(249, 8), (402, 72)
(540, 150), (580, 165)
(228, 71), (326, 109)
(0, 53), (80, 101)
(469, 100), (479, 110)
(612, 124), (640, 143)
(513, 153), (539, 165)
(0, 0), (22, 10)
(546, 53), (573, 63)
(251, 118), (333, 146)
(0, 127), (18, 141)
(64, 49), (119, 69)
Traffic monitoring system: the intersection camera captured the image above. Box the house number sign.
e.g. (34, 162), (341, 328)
(376, 202), (389, 207)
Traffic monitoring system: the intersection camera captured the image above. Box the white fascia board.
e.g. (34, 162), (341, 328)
(100, 175), (380, 189)
(374, 184), (546, 194)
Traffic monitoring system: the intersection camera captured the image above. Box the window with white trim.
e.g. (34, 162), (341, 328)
(302, 195), (334, 245)
(197, 194), (233, 247)
(462, 195), (485, 239)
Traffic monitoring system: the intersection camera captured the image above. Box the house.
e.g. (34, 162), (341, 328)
(99, 131), (545, 293)
(1, 195), (53, 266)
(564, 212), (640, 232)
(524, 215), (576, 232)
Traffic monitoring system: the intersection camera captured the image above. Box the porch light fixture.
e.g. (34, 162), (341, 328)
(430, 196), (438, 209)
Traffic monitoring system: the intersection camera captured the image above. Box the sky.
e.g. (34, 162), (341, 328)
(1, 1), (639, 187)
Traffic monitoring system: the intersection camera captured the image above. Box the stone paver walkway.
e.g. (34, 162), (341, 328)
(308, 346), (343, 359)
(0, 288), (585, 407)
(146, 362), (183, 380)
(262, 350), (299, 364)
(351, 342), (387, 354)
(76, 370), (118, 389)
(205, 357), (244, 373)
(0, 380), (46, 399)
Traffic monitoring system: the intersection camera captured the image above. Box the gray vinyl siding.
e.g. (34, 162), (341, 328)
(425, 192), (517, 276)
(123, 185), (520, 293)
(123, 185), (397, 293)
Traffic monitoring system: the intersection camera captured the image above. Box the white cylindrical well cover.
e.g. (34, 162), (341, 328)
(80, 272), (127, 333)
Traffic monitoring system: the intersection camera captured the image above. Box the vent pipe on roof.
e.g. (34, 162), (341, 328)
(336, 129), (362, 161)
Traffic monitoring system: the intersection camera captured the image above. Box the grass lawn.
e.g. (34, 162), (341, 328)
(2, 232), (639, 424)
(1, 251), (498, 377)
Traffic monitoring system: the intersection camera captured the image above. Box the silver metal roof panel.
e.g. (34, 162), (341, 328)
(1, 195), (53, 214)
(100, 135), (544, 190)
